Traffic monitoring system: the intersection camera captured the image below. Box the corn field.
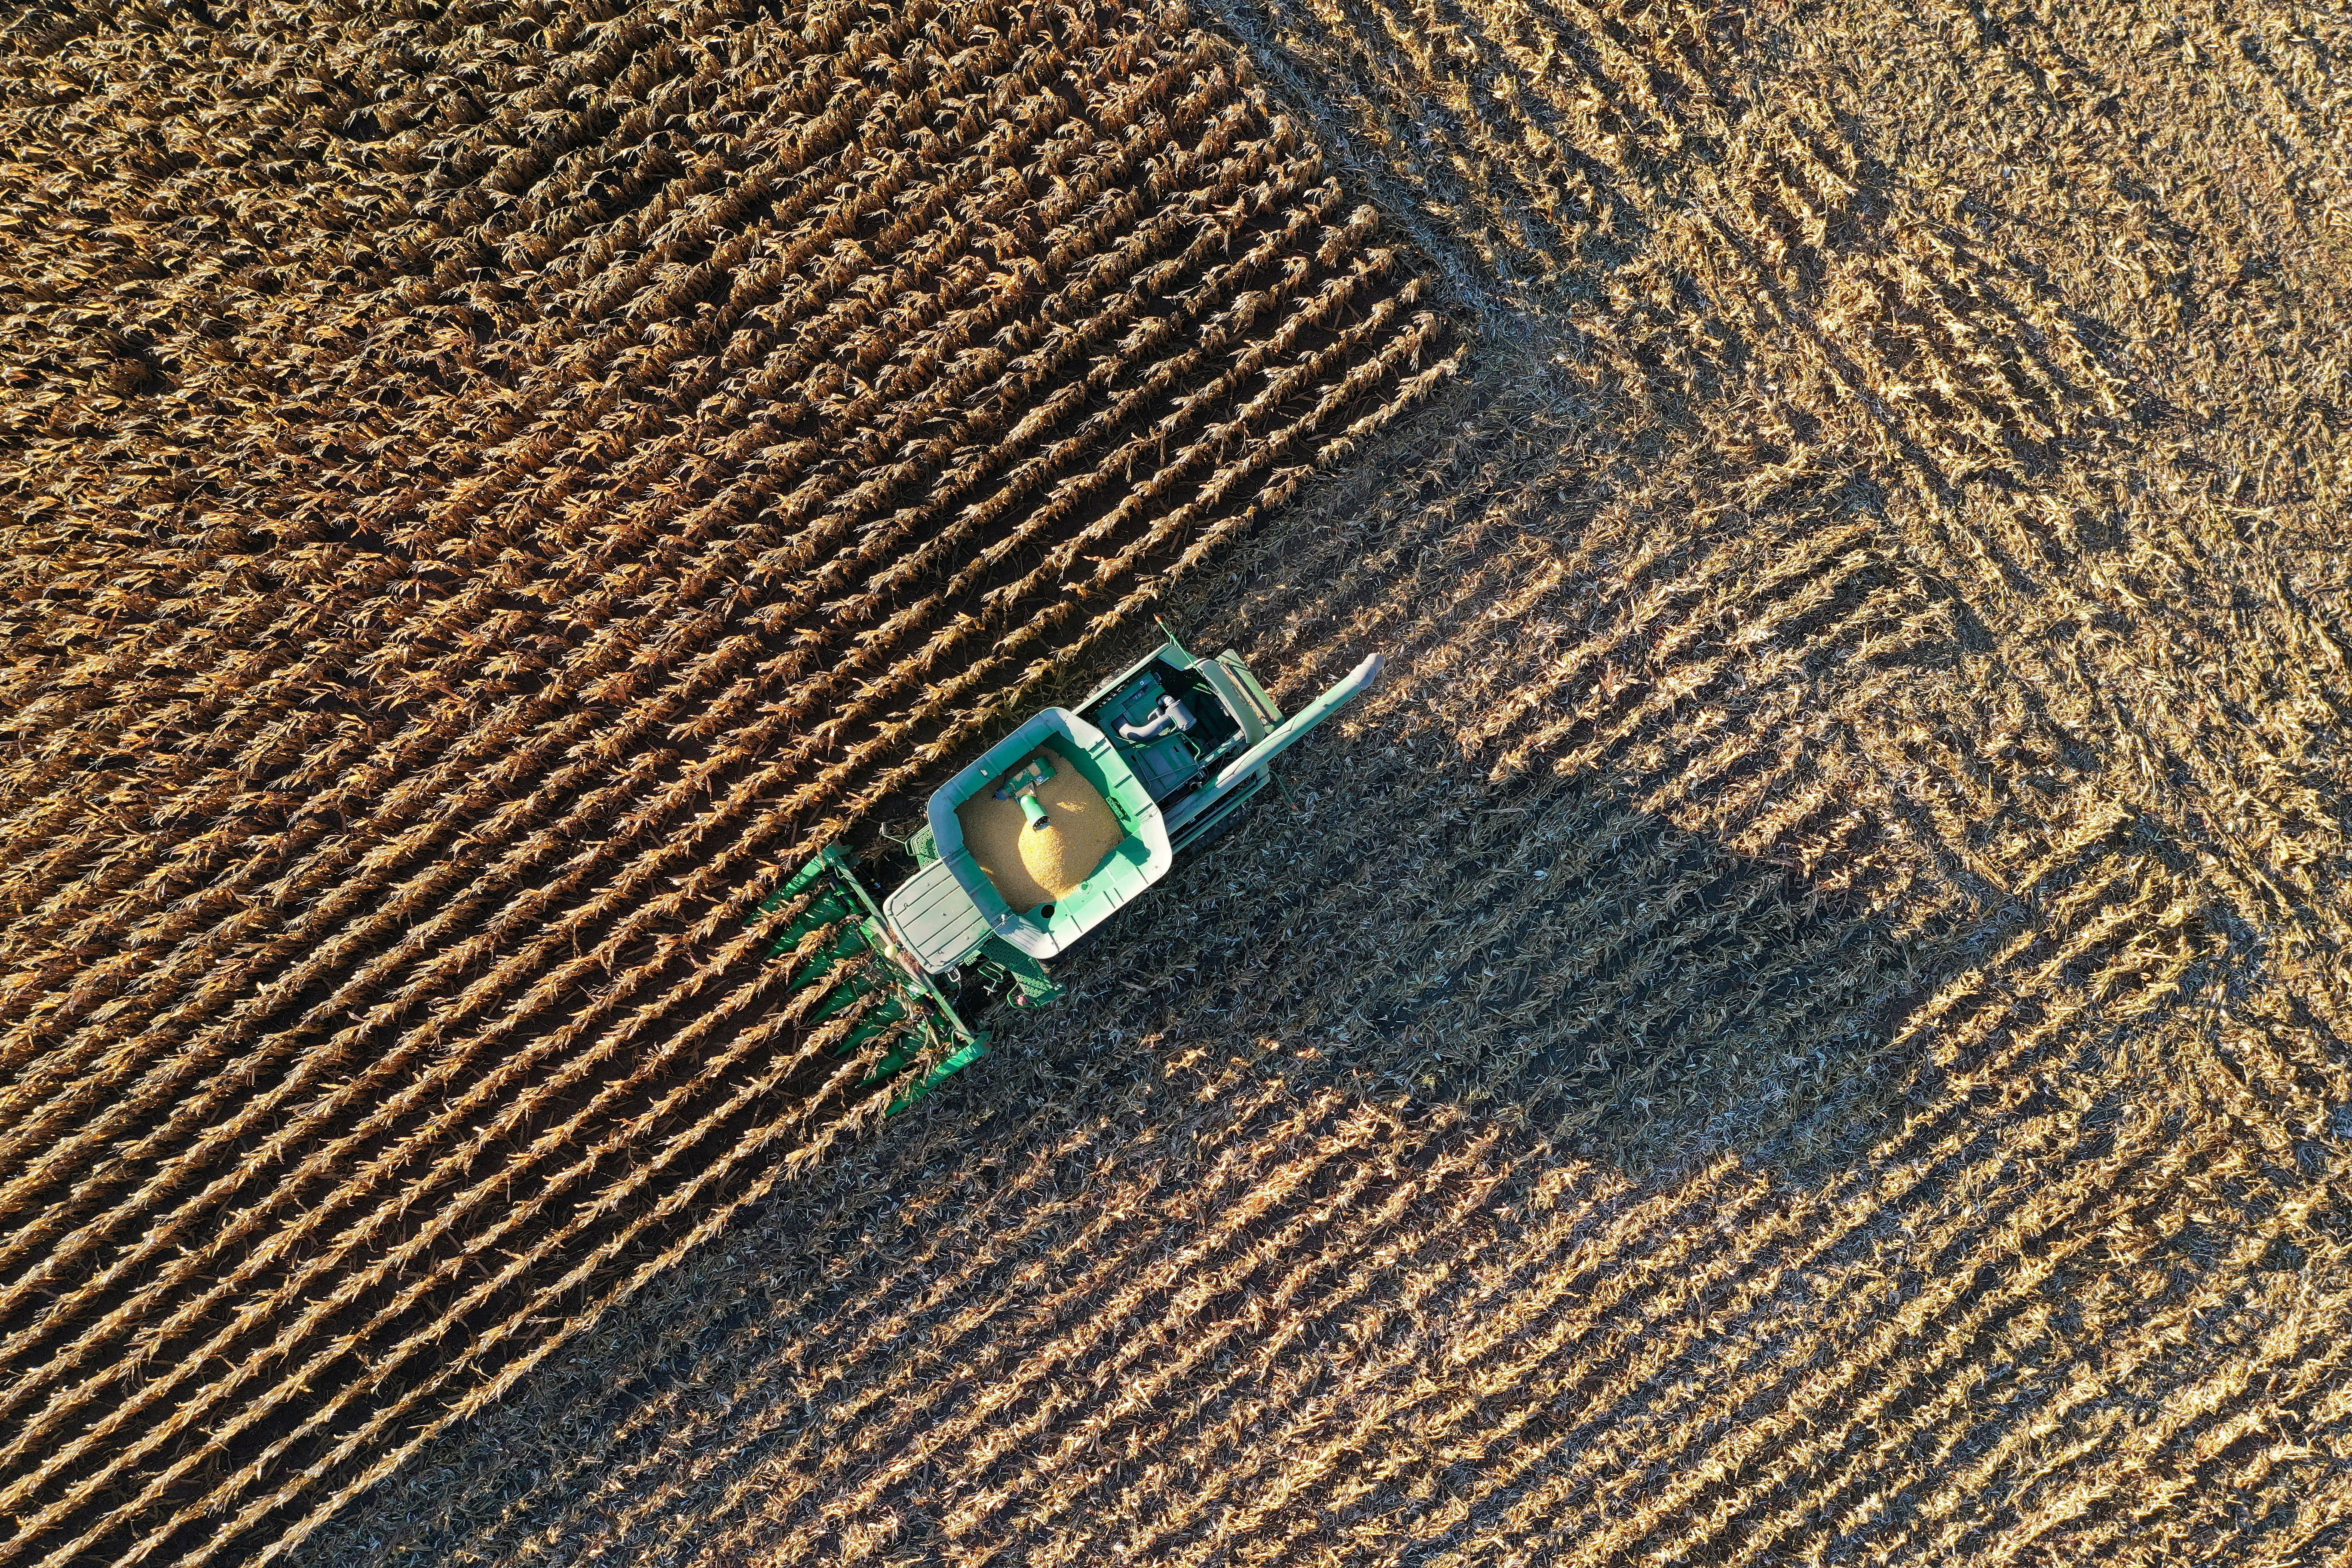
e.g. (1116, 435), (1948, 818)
(10, 0), (2352, 1564)
(0, 0), (1447, 1562)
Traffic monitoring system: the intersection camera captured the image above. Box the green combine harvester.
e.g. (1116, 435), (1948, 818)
(759, 631), (1383, 1109)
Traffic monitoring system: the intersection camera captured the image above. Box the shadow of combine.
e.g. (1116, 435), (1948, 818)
(1173, 772), (1953, 1172)
(1026, 689), (1981, 1180)
(284, 693), (2006, 1567)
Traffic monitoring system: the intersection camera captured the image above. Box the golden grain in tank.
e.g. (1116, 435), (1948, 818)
(955, 746), (1124, 910)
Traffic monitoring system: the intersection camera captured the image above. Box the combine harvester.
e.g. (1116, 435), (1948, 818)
(761, 632), (1383, 1108)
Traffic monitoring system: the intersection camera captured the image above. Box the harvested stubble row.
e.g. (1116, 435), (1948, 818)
(0, 0), (1452, 1561)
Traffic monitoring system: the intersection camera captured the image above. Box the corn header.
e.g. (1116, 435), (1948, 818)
(757, 632), (1383, 1109)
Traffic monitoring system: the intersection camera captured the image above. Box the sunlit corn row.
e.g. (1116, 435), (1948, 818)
(0, 0), (1452, 1562)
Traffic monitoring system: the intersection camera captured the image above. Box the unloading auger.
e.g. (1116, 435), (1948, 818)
(756, 631), (1383, 1109)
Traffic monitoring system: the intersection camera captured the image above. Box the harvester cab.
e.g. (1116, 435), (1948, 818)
(756, 633), (1383, 1109)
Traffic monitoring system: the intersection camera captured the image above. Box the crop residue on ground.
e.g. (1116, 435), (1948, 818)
(7, 0), (2352, 1565)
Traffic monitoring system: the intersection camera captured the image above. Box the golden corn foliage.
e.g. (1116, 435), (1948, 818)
(289, 0), (2352, 1565)
(0, 0), (1449, 1561)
